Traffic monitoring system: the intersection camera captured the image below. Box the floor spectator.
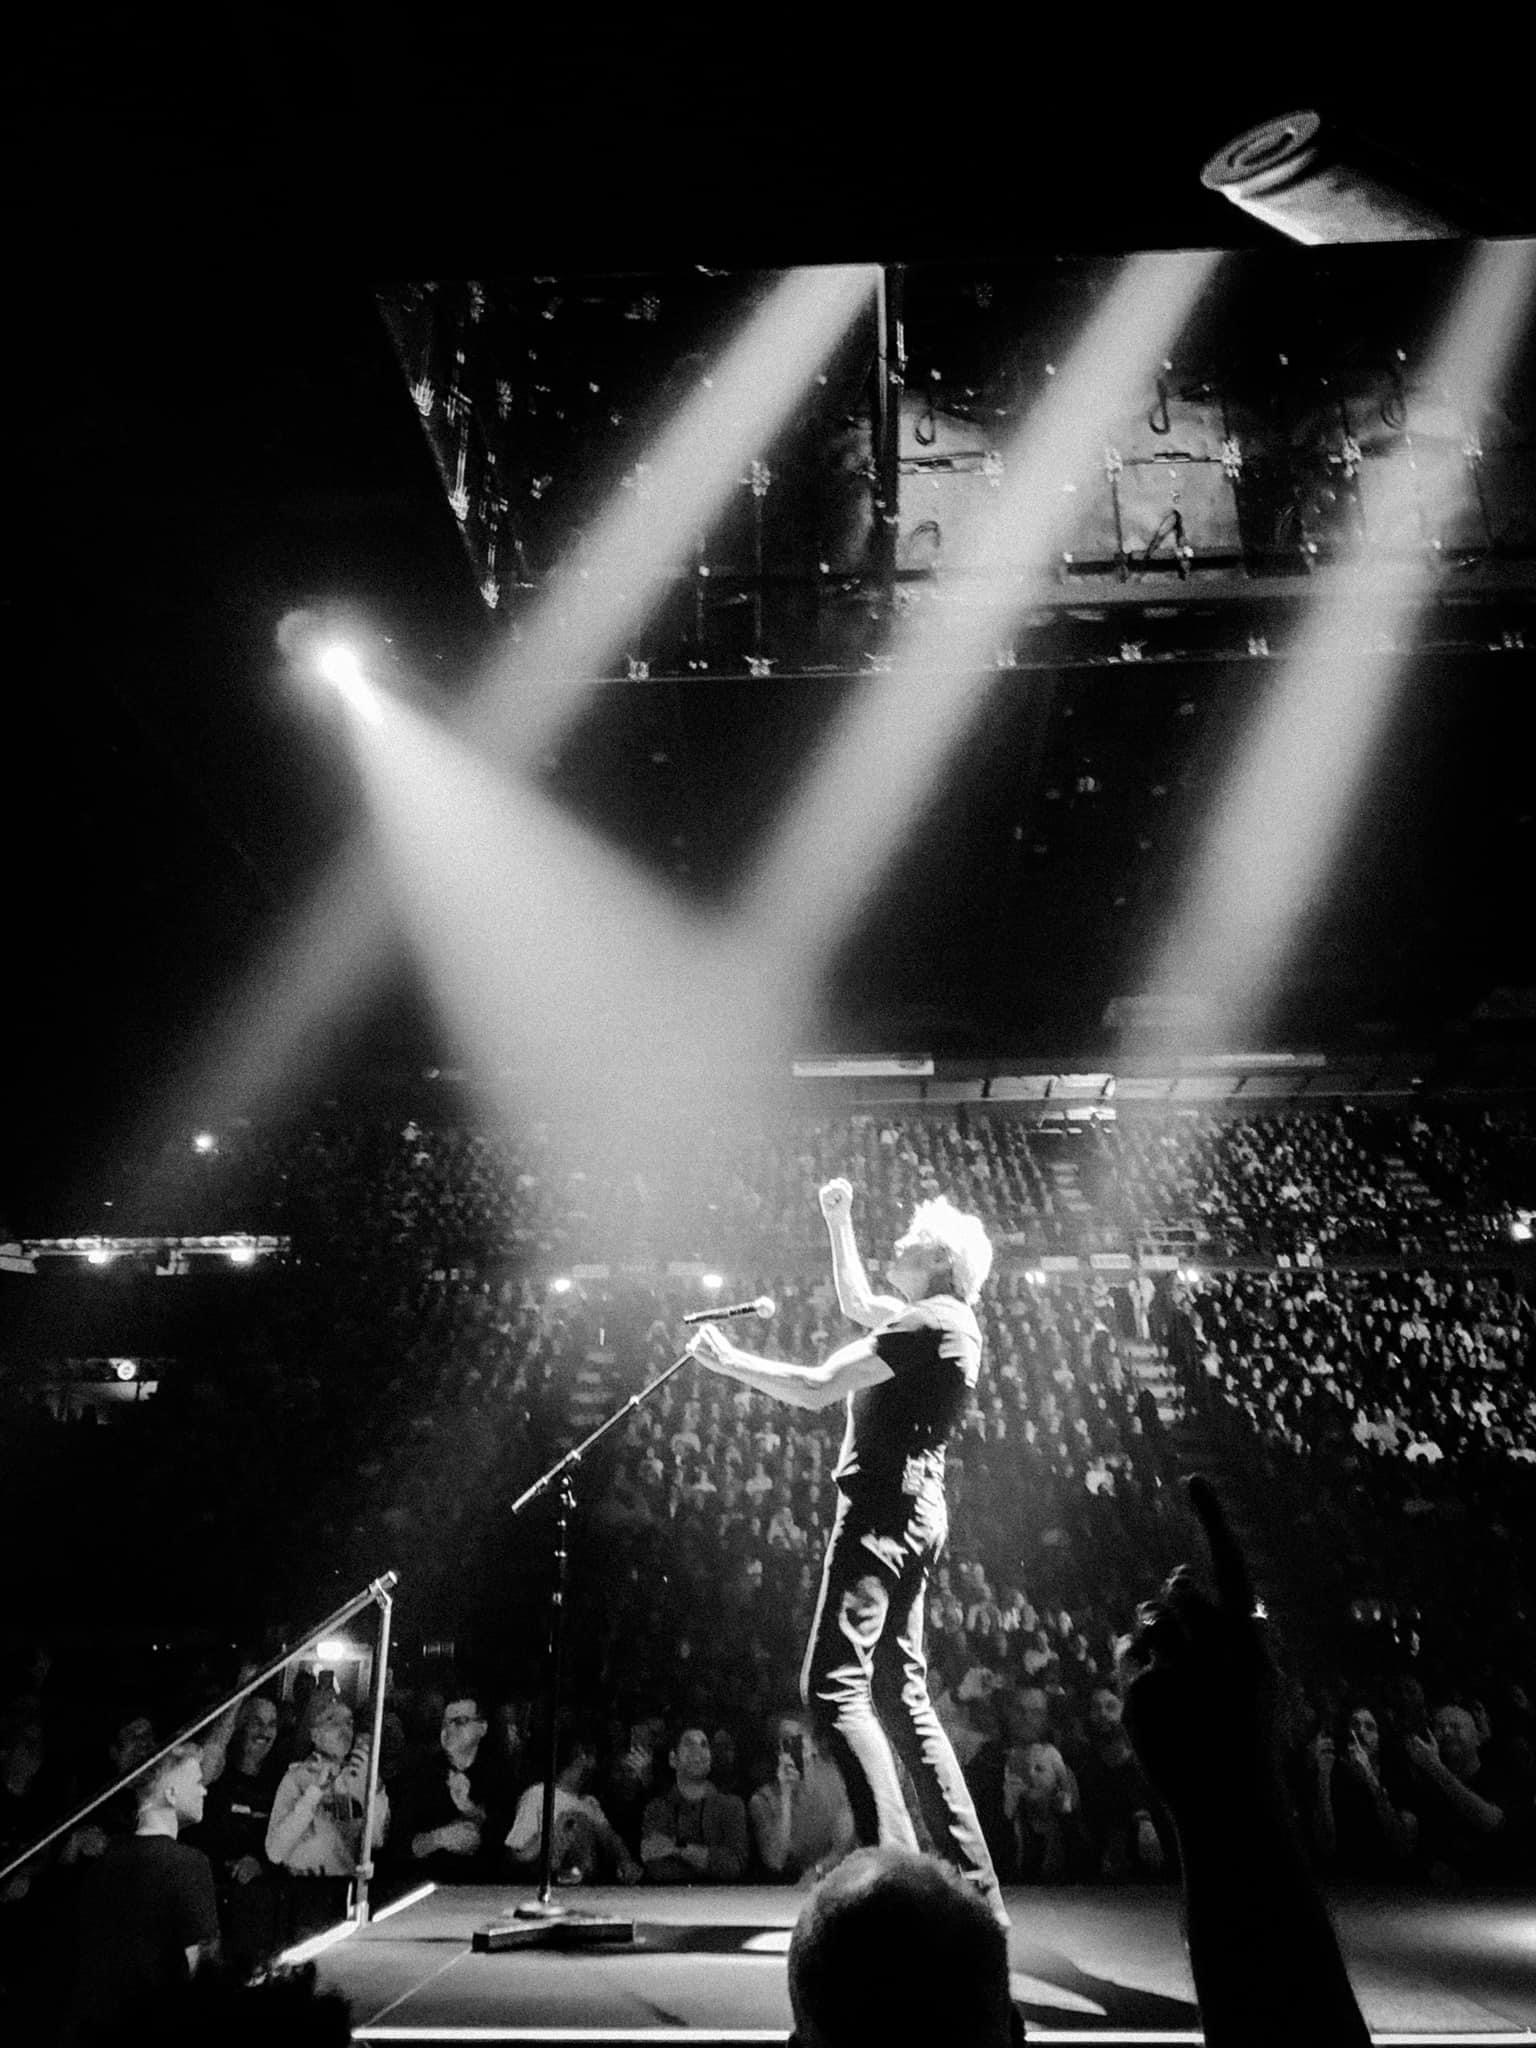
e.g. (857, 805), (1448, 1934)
(995, 1741), (1094, 1882)
(1069, 1686), (1168, 1881)
(265, 1697), (385, 1940)
(640, 1728), (748, 1884)
(64, 1744), (218, 2046)
(1325, 1704), (1419, 1881)
(186, 1695), (284, 1973)
(390, 1688), (519, 1885)
(748, 1713), (855, 1884)
(1407, 1702), (1520, 1884)
(506, 1730), (640, 1885)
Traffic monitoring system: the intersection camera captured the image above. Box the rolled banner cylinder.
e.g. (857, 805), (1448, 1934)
(1201, 110), (1471, 244)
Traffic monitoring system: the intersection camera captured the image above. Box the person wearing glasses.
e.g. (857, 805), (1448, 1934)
(389, 1689), (519, 1885)
(265, 1696), (387, 1939)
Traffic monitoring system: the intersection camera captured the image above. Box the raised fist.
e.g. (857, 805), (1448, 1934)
(818, 1178), (853, 1221)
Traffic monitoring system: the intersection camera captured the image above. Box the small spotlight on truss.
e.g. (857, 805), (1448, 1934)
(111, 1359), (138, 1382)
(227, 1245), (258, 1266)
(85, 1246), (114, 1267)
(314, 1638), (355, 1664)
(1513, 1216), (1533, 1244)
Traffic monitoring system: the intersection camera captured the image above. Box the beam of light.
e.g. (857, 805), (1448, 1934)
(331, 681), (785, 1157)
(316, 643), (366, 691)
(316, 642), (385, 726)
(275, 1917), (355, 1967)
(1143, 239), (1536, 1053)
(160, 268), (876, 1138)
(462, 264), (880, 771)
(726, 251), (1223, 1018)
(366, 1881), (437, 1924)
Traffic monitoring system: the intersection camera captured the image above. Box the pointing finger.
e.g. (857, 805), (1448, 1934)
(1185, 1474), (1256, 1618)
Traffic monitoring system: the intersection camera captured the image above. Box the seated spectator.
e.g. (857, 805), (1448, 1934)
(506, 1731), (640, 1884)
(785, 1845), (1021, 2048)
(640, 1727), (748, 1884)
(390, 1688), (519, 1885)
(186, 1695), (284, 1973)
(748, 1713), (854, 1884)
(65, 1743), (219, 2045)
(1070, 1686), (1168, 1881)
(265, 1698), (386, 1938)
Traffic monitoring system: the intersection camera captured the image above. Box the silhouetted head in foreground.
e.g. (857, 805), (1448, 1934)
(787, 1846), (1021, 2048)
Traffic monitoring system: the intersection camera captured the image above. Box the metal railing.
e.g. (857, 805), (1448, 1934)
(0, 1569), (398, 1923)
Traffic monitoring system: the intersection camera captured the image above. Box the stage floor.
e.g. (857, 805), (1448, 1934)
(307, 1882), (1536, 2045)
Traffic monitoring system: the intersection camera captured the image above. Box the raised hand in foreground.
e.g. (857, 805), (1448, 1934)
(1120, 1473), (1279, 1817)
(1119, 1476), (1369, 2048)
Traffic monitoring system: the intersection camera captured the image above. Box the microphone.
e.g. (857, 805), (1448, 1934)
(682, 1296), (775, 1326)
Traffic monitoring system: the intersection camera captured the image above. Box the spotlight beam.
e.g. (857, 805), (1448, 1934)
(334, 685), (777, 1134)
(461, 264), (880, 771)
(1143, 238), (1536, 1050)
(729, 250), (1224, 1010)
(170, 267), (878, 1130)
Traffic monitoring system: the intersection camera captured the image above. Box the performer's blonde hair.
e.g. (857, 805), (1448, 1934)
(895, 1196), (994, 1304)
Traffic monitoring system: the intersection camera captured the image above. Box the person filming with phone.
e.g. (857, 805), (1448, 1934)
(750, 1712), (855, 1884)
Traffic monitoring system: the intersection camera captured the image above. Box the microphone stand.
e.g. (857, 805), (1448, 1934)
(475, 1341), (701, 1953)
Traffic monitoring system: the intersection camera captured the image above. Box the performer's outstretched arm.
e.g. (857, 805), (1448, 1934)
(687, 1322), (893, 1411)
(819, 1178), (905, 1328)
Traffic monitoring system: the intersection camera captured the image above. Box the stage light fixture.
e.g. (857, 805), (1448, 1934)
(314, 1638), (354, 1664)
(85, 1246), (114, 1267)
(317, 644), (366, 691)
(1201, 110), (1479, 244)
(551, 1275), (574, 1295)
(1513, 1218), (1533, 1243)
(227, 1245), (257, 1266)
(701, 1273), (725, 1293)
(193, 1131), (218, 1155)
(112, 1359), (138, 1381)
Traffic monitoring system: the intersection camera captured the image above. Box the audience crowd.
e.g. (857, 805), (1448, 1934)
(52, 1098), (1533, 1261)
(1, 1098), (1532, 2033)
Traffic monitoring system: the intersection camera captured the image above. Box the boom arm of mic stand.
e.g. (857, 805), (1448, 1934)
(509, 1348), (697, 1516)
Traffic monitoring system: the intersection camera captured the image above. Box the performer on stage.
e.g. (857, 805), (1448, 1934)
(686, 1178), (1006, 1927)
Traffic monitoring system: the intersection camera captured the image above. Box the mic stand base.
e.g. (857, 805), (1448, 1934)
(473, 1897), (635, 1950)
